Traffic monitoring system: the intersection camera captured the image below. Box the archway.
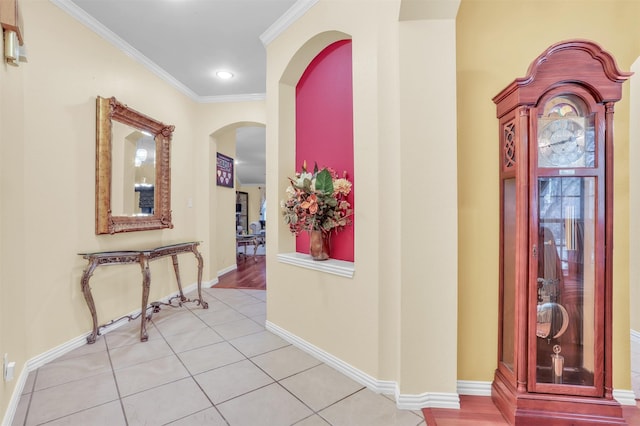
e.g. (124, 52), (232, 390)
(209, 121), (267, 289)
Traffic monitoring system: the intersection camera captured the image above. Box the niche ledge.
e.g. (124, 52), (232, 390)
(277, 252), (354, 278)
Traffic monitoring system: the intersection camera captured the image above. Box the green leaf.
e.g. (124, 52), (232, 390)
(315, 169), (334, 195)
(302, 178), (312, 192)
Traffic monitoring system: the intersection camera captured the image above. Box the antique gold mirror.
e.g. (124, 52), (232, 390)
(95, 96), (174, 234)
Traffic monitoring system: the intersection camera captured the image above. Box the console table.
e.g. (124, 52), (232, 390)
(79, 241), (208, 344)
(236, 234), (258, 258)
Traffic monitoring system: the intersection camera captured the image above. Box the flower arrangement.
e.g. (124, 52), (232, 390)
(281, 161), (353, 235)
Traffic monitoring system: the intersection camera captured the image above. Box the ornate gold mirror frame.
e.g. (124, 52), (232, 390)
(95, 96), (174, 234)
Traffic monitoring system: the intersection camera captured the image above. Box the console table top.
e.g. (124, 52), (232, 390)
(78, 241), (201, 257)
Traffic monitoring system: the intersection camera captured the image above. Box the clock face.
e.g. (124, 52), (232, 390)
(538, 118), (586, 168)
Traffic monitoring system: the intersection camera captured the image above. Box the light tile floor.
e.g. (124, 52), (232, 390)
(11, 287), (426, 426)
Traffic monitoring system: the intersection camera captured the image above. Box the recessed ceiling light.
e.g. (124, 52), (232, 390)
(216, 70), (234, 80)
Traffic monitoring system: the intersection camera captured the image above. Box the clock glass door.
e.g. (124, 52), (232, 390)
(532, 93), (604, 396)
(535, 176), (597, 389)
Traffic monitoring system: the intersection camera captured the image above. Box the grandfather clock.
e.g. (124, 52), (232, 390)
(492, 40), (631, 425)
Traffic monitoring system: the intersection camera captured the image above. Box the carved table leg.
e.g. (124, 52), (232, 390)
(192, 245), (208, 309)
(139, 254), (151, 342)
(253, 237), (259, 261)
(171, 254), (187, 302)
(81, 259), (100, 344)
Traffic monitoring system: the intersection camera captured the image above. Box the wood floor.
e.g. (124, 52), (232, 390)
(211, 256), (640, 424)
(423, 395), (640, 425)
(212, 252), (266, 290)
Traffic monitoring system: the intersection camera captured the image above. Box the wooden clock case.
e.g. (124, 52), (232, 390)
(491, 40), (632, 425)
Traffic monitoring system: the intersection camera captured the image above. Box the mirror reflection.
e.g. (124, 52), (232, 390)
(111, 120), (156, 216)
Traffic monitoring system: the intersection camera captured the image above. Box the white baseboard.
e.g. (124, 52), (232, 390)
(456, 380), (637, 406)
(216, 263), (237, 279)
(397, 392), (460, 410)
(4, 307), (636, 425)
(265, 320), (460, 410)
(614, 389), (637, 406)
(457, 380), (492, 396)
(2, 364), (30, 426)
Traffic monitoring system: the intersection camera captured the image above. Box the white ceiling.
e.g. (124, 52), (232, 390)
(54, 0), (307, 186)
(236, 126), (266, 186)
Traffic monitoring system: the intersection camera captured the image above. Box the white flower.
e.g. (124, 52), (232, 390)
(285, 185), (296, 196)
(295, 172), (313, 188)
(333, 178), (352, 196)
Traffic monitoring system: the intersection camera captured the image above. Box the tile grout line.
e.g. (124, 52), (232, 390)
(18, 369), (37, 426)
(104, 338), (130, 426)
(149, 292), (233, 426)
(17, 289), (425, 426)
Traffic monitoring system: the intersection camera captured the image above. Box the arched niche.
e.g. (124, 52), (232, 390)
(276, 30), (353, 264)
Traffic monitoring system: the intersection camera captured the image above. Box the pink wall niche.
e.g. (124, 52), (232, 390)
(295, 39), (354, 261)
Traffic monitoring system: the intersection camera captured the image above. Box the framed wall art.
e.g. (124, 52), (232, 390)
(216, 152), (234, 188)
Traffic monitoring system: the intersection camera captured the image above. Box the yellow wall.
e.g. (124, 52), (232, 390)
(630, 59), (640, 333)
(456, 0), (640, 388)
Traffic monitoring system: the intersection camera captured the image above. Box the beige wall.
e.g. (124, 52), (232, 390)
(200, 115), (267, 279)
(398, 17), (458, 394)
(266, 0), (459, 396)
(213, 127), (238, 274)
(1, 0), (201, 414)
(0, 23), (27, 418)
(0, 0), (266, 417)
(2, 0), (639, 419)
(456, 0), (640, 388)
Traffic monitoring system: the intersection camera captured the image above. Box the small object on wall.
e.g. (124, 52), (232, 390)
(216, 152), (234, 188)
(0, 0), (22, 41)
(1, 0), (25, 66)
(3, 30), (19, 66)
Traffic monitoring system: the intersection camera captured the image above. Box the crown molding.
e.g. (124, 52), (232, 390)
(50, 0), (201, 101)
(50, 0), (268, 104)
(260, 0), (319, 46)
(197, 93), (266, 103)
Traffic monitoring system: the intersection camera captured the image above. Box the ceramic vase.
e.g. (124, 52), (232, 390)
(309, 230), (330, 261)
